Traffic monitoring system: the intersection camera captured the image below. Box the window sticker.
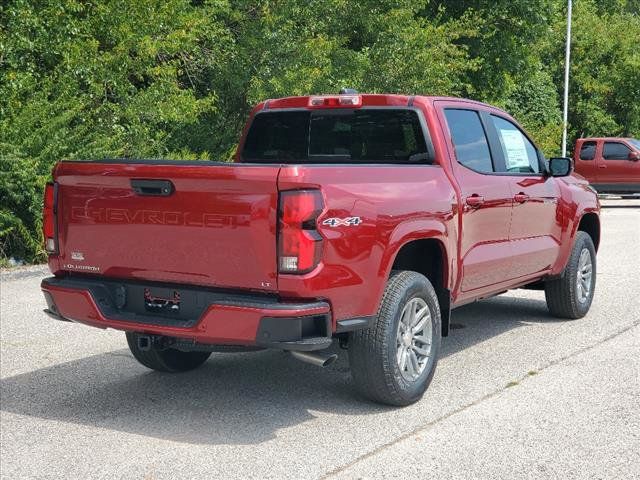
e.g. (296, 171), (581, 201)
(499, 128), (530, 170)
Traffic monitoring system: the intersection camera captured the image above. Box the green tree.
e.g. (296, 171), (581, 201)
(541, 0), (640, 144)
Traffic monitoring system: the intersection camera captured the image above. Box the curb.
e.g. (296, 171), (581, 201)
(0, 265), (50, 282)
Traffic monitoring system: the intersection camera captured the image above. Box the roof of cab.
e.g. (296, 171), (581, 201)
(262, 94), (493, 110)
(577, 137), (637, 142)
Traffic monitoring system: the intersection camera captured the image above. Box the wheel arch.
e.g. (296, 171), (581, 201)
(577, 211), (600, 252)
(388, 237), (451, 337)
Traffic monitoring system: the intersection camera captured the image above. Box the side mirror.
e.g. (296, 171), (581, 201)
(548, 157), (572, 177)
(629, 151), (640, 161)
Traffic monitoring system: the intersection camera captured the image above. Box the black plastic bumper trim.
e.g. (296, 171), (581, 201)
(43, 308), (71, 322)
(255, 314), (332, 351)
(335, 316), (376, 333)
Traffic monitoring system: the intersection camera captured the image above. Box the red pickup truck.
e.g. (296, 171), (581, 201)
(573, 137), (640, 194)
(41, 93), (600, 406)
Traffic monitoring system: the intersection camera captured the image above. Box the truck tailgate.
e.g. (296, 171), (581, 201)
(53, 161), (280, 292)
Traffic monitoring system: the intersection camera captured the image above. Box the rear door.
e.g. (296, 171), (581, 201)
(438, 105), (514, 294)
(575, 140), (599, 183)
(485, 113), (562, 278)
(54, 162), (280, 291)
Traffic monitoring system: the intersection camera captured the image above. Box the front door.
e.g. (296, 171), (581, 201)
(484, 113), (562, 278)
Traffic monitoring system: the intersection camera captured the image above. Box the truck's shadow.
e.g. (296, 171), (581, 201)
(1, 294), (554, 445)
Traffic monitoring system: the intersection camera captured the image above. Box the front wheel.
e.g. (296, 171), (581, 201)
(126, 332), (211, 372)
(348, 271), (441, 406)
(545, 231), (596, 319)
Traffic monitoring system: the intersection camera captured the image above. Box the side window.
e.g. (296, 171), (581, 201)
(603, 142), (631, 160)
(490, 115), (540, 174)
(444, 109), (493, 173)
(579, 141), (597, 160)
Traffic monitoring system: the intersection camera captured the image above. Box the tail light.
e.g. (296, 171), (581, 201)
(278, 190), (323, 274)
(42, 182), (58, 254)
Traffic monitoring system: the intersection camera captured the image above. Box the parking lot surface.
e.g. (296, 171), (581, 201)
(1, 199), (639, 479)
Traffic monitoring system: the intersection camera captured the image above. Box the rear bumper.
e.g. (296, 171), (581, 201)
(41, 276), (333, 351)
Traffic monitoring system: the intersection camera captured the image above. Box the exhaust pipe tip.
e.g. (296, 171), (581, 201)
(290, 350), (338, 367)
(319, 353), (338, 367)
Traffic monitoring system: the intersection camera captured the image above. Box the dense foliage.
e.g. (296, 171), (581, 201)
(1, 0), (639, 264)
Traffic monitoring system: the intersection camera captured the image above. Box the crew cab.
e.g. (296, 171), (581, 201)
(41, 93), (600, 406)
(574, 137), (640, 194)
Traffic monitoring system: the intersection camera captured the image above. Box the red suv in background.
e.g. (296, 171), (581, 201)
(574, 137), (640, 194)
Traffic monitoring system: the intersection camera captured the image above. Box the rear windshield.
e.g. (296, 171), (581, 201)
(241, 109), (428, 163)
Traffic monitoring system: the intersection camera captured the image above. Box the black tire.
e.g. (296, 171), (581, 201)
(126, 332), (211, 372)
(348, 270), (441, 406)
(545, 231), (596, 319)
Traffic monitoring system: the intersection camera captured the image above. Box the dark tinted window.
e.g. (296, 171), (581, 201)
(242, 111), (309, 161)
(603, 142), (631, 160)
(444, 109), (493, 173)
(579, 141), (597, 160)
(242, 109), (428, 163)
(490, 115), (540, 173)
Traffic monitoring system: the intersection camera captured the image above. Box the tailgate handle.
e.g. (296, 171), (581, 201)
(131, 179), (174, 196)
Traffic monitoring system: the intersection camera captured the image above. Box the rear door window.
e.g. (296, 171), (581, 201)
(603, 142), (631, 160)
(579, 141), (597, 160)
(242, 109), (428, 164)
(443, 109), (494, 173)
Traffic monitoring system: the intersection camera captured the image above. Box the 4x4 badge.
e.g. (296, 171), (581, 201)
(322, 217), (362, 227)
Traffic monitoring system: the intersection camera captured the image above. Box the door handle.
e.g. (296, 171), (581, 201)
(514, 192), (529, 203)
(465, 194), (485, 207)
(598, 164), (607, 169)
(131, 179), (174, 196)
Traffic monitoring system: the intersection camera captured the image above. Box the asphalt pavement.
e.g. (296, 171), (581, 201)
(1, 199), (638, 480)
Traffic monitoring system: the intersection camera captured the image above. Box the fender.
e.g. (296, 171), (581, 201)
(551, 206), (600, 276)
(550, 180), (600, 276)
(377, 219), (454, 336)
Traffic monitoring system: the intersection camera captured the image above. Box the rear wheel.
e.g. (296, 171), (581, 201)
(349, 271), (441, 406)
(545, 231), (596, 319)
(126, 332), (211, 372)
